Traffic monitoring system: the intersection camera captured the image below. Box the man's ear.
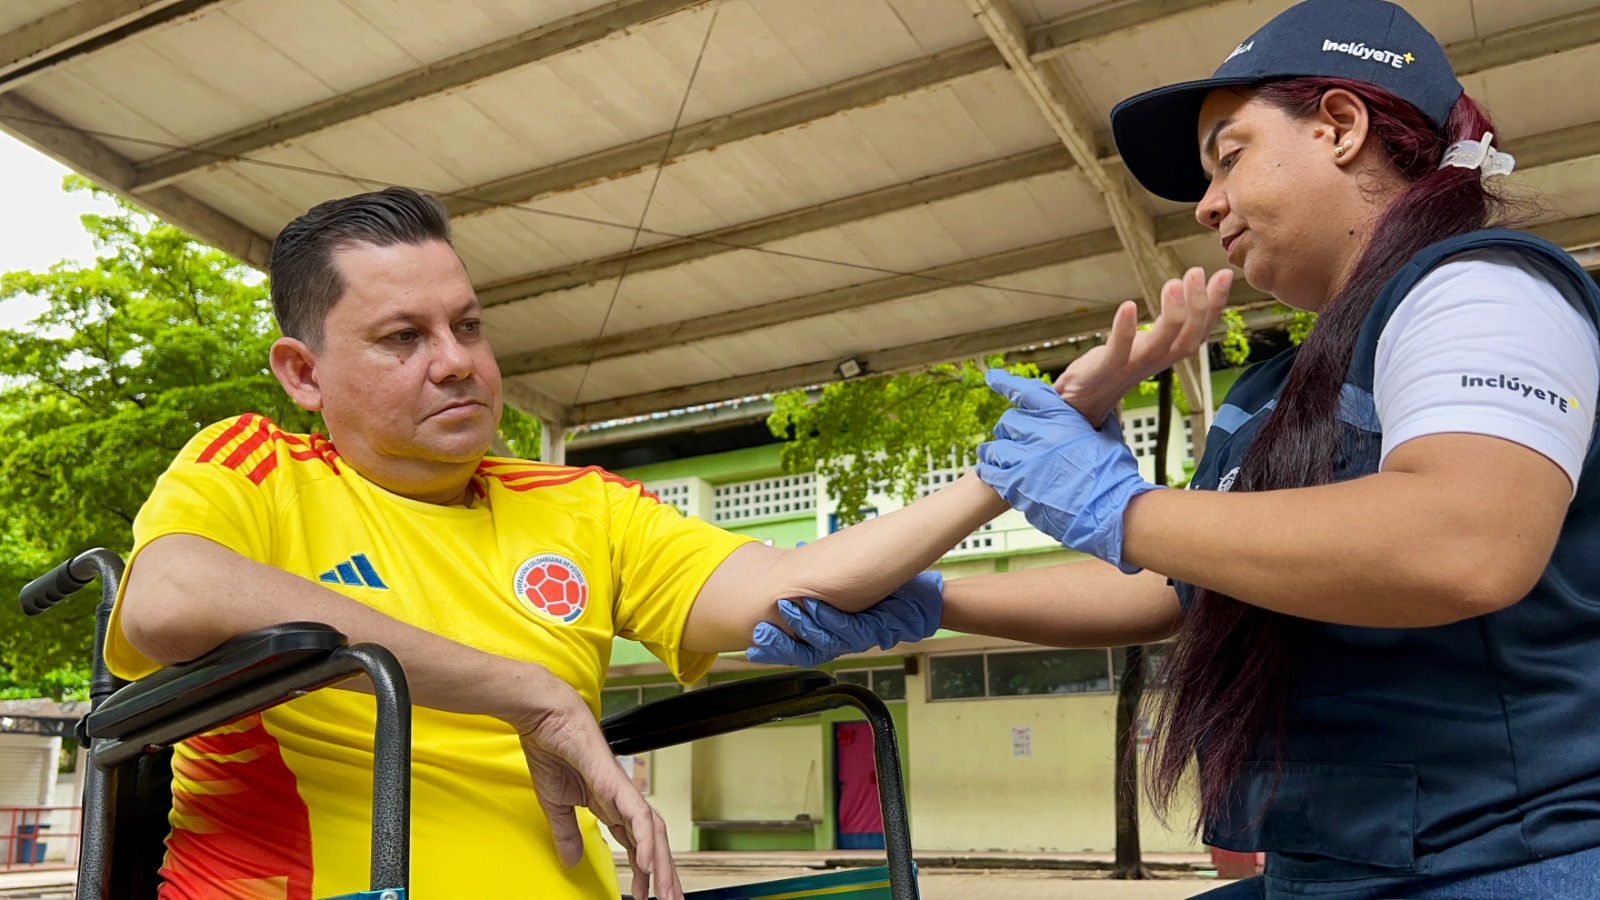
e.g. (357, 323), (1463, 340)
(270, 337), (323, 412)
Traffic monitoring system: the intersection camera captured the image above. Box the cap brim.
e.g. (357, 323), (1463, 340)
(1111, 76), (1256, 204)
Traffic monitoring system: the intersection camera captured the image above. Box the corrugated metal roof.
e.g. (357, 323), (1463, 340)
(3, 0), (1597, 427)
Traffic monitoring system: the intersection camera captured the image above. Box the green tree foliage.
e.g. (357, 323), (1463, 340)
(1279, 303), (1318, 345)
(0, 179), (538, 697)
(0, 179), (317, 696)
(767, 358), (1041, 526)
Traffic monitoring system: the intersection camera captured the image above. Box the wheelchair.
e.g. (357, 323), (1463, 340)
(20, 548), (919, 900)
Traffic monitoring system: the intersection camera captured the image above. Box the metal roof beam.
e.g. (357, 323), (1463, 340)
(497, 229), (1124, 377)
(1526, 212), (1600, 251)
(0, 93), (272, 266)
(1029, 0), (1230, 62)
(560, 190), (1598, 423)
(1450, 6), (1600, 77)
(129, 0), (714, 192)
(499, 116), (1600, 379)
(971, 0), (1215, 439)
(567, 304), (1129, 424)
(480, 113), (1600, 313)
(501, 380), (572, 428)
(1031, 1), (1600, 75)
(0, 0), (233, 90)
(0, 0), (182, 77)
(566, 190), (1600, 425)
(477, 144), (1075, 307)
(441, 41), (1004, 219)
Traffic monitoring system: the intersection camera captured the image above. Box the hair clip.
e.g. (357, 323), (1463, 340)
(1439, 131), (1515, 178)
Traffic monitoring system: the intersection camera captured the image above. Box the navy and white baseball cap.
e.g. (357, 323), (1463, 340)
(1111, 0), (1463, 202)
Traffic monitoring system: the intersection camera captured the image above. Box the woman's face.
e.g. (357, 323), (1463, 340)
(1193, 88), (1375, 311)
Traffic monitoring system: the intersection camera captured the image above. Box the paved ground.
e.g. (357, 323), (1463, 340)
(0, 855), (1239, 899)
(662, 865), (1231, 899)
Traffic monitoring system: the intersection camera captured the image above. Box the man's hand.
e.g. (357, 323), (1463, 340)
(503, 665), (682, 900)
(747, 570), (944, 667)
(1054, 267), (1231, 425)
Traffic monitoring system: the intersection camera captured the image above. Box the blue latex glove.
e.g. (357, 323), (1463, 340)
(746, 570), (944, 667)
(977, 369), (1162, 573)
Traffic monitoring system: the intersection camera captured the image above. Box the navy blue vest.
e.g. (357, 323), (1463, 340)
(1176, 230), (1600, 896)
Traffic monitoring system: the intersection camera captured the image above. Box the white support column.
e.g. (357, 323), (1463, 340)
(969, 0), (1210, 414)
(1188, 341), (1213, 462)
(540, 419), (566, 466)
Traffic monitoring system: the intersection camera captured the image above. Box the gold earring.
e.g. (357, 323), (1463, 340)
(1335, 140), (1351, 157)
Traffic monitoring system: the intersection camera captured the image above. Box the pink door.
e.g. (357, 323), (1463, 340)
(834, 722), (884, 849)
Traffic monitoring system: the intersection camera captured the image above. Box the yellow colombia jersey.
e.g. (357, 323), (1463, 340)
(105, 414), (755, 900)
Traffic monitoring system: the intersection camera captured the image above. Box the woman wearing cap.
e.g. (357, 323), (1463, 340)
(751, 0), (1600, 896)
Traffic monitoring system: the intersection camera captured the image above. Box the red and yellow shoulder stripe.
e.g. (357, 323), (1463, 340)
(476, 458), (659, 500)
(187, 414), (342, 485)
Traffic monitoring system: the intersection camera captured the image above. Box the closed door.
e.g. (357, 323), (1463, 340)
(833, 722), (884, 849)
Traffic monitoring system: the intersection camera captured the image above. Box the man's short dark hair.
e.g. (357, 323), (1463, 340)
(268, 187), (453, 346)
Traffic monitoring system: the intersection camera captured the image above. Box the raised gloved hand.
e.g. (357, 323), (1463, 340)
(977, 369), (1162, 574)
(746, 569), (944, 667)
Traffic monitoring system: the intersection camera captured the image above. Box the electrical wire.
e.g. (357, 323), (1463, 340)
(572, 4), (720, 406)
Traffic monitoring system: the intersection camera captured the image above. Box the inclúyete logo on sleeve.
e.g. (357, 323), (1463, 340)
(1460, 373), (1580, 414)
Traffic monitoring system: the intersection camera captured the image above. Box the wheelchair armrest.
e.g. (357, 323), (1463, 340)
(601, 670), (834, 754)
(84, 623), (347, 741)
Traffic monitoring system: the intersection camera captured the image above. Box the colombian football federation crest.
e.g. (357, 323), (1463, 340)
(514, 553), (589, 624)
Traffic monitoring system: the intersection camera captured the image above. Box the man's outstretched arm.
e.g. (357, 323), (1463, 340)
(682, 470), (1009, 653)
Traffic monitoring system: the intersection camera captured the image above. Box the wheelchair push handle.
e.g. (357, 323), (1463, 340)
(19, 548), (125, 616)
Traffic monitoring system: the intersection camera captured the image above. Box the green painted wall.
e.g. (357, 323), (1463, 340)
(727, 515), (815, 548)
(904, 668), (1201, 853)
(686, 698), (912, 852)
(1121, 366), (1245, 410)
(615, 443), (785, 484)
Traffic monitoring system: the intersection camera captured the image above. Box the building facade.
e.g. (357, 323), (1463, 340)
(596, 384), (1229, 855)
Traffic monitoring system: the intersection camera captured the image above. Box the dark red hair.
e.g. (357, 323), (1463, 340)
(1143, 78), (1524, 828)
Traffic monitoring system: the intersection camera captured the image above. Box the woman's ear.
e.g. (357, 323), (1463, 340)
(1319, 87), (1371, 168)
(270, 337), (323, 412)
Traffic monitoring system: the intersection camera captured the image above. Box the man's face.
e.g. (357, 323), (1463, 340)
(307, 240), (503, 480)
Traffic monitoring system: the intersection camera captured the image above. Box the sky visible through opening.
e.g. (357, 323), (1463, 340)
(0, 131), (121, 330)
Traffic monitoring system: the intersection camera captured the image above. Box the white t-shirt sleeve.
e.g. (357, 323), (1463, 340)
(1374, 249), (1600, 490)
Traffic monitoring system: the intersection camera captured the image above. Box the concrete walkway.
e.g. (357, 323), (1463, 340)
(666, 864), (1231, 899)
(645, 851), (1232, 899)
(662, 849), (1215, 871)
(0, 852), (1238, 898)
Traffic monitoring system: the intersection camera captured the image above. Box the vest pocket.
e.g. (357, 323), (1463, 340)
(1207, 761), (1419, 876)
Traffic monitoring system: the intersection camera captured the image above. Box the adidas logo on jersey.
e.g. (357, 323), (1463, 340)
(318, 553), (388, 589)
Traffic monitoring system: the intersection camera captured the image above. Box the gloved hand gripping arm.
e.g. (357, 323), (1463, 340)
(976, 370), (1162, 573)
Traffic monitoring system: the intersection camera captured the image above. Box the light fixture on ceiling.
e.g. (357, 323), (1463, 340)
(836, 357), (864, 379)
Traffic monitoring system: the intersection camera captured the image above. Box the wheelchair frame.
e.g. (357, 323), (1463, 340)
(20, 548), (919, 900)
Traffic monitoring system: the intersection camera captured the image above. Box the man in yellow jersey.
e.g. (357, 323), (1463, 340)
(109, 187), (1007, 900)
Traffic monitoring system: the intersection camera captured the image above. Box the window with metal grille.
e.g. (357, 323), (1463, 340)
(644, 479), (693, 516)
(927, 648), (1114, 700)
(1121, 410), (1195, 461)
(833, 666), (906, 702)
(710, 474), (815, 524)
(599, 683), (683, 720)
(919, 455), (995, 554)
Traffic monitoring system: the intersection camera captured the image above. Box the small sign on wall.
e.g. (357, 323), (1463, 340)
(1011, 725), (1032, 757)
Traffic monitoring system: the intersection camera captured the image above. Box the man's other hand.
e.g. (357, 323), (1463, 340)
(507, 665), (682, 900)
(746, 570), (944, 667)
